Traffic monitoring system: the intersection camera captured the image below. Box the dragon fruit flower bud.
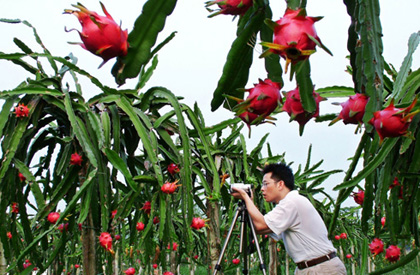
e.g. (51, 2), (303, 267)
(64, 2), (129, 68)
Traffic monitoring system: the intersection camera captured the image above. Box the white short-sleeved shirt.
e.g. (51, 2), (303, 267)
(264, 190), (336, 263)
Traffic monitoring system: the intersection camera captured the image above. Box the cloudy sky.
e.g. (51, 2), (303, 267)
(1, 0), (420, 205)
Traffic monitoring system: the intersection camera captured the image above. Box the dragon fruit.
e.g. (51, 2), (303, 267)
(368, 238), (384, 256)
(240, 79), (282, 116)
(261, 8), (331, 72)
(385, 245), (401, 262)
(205, 0), (253, 17)
(334, 94), (369, 125)
(124, 267), (136, 275)
(47, 212), (60, 224)
(64, 2), (128, 68)
(99, 232), (113, 252)
(161, 180), (181, 194)
(70, 152), (83, 166)
(282, 86), (324, 128)
(136, 222), (145, 231)
(14, 103), (29, 118)
(369, 99), (419, 143)
(142, 201), (151, 214)
(351, 190), (364, 206)
(167, 163), (180, 176)
(191, 217), (206, 230)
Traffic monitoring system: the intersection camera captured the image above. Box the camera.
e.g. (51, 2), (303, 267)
(230, 183), (252, 196)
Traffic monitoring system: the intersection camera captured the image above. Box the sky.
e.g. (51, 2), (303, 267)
(1, 0), (420, 205)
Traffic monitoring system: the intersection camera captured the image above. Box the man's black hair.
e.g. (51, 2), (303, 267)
(262, 163), (295, 190)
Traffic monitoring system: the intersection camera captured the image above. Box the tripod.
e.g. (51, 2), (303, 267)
(213, 200), (267, 275)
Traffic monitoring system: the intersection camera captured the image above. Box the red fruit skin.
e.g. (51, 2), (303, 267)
(232, 258), (240, 264)
(368, 238), (384, 256)
(271, 9), (322, 64)
(369, 101), (415, 142)
(209, 0), (253, 16)
(338, 94), (369, 124)
(163, 272), (174, 275)
(111, 209), (117, 219)
(7, 232), (12, 239)
(352, 190), (365, 205)
(238, 111), (259, 129)
(191, 217), (206, 230)
(167, 163), (180, 176)
(124, 267), (136, 275)
(385, 245), (401, 262)
(334, 235), (341, 240)
(282, 87), (324, 126)
(381, 217), (386, 227)
(65, 3), (128, 66)
(153, 216), (160, 224)
(14, 104), (29, 117)
(18, 172), (26, 182)
(390, 177), (400, 189)
(47, 212), (60, 224)
(245, 79), (281, 116)
(194, 255), (199, 259)
(99, 232), (113, 251)
(153, 264), (158, 269)
(58, 223), (69, 233)
(161, 181), (180, 194)
(142, 201), (151, 214)
(340, 233), (347, 239)
(70, 153), (83, 166)
(115, 234), (121, 240)
(136, 222), (145, 231)
(11, 202), (19, 214)
(74, 264), (80, 269)
(346, 254), (352, 259)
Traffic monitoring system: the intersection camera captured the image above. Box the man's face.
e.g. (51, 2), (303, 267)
(261, 172), (280, 203)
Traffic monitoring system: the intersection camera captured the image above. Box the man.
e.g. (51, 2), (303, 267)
(232, 163), (346, 275)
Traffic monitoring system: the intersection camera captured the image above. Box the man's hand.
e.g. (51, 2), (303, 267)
(231, 187), (253, 200)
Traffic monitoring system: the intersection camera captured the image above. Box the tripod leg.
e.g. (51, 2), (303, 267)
(240, 209), (248, 275)
(247, 215), (268, 275)
(212, 206), (241, 275)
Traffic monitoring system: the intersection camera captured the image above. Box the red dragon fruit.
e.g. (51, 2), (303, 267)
(153, 216), (160, 224)
(136, 222), (145, 231)
(18, 172), (26, 182)
(232, 258), (240, 264)
(111, 209), (117, 219)
(191, 217), (207, 230)
(368, 238), (384, 256)
(47, 212), (60, 224)
(238, 79), (282, 116)
(381, 217), (386, 227)
(333, 94), (369, 125)
(124, 267), (136, 275)
(351, 190), (364, 206)
(142, 201), (151, 214)
(390, 177), (400, 189)
(261, 8), (331, 72)
(99, 232), (113, 252)
(238, 111), (259, 129)
(340, 233), (347, 239)
(70, 152), (83, 166)
(205, 0), (253, 17)
(7, 232), (12, 239)
(369, 99), (419, 143)
(163, 272), (174, 275)
(64, 3), (129, 68)
(161, 180), (181, 194)
(282, 86), (324, 129)
(11, 202), (19, 214)
(385, 245), (401, 262)
(14, 103), (29, 118)
(167, 163), (180, 176)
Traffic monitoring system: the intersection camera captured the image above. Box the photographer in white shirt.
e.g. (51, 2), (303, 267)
(232, 163), (346, 275)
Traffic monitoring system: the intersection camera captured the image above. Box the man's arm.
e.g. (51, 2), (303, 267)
(231, 187), (273, 234)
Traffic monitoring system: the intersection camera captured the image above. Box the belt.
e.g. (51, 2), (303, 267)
(296, 252), (337, 270)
